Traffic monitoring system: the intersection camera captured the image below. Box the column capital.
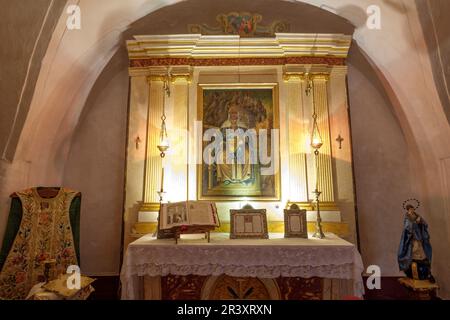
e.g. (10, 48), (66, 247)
(310, 73), (330, 82)
(283, 64), (306, 82)
(146, 66), (193, 84)
(283, 72), (305, 82)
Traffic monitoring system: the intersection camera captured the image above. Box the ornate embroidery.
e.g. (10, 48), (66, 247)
(0, 188), (78, 300)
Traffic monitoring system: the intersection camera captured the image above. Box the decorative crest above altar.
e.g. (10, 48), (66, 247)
(188, 12), (290, 37)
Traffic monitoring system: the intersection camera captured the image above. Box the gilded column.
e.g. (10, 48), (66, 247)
(166, 68), (191, 202)
(284, 72), (308, 202)
(142, 72), (165, 208)
(312, 74), (335, 203)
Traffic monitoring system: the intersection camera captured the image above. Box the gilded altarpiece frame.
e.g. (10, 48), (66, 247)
(123, 33), (357, 249)
(197, 84), (281, 201)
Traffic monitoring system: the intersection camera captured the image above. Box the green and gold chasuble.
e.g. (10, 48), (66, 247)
(0, 188), (79, 300)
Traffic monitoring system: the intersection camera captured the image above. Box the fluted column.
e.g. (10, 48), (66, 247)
(284, 73), (308, 202)
(311, 74), (335, 203)
(166, 68), (190, 202)
(142, 73), (165, 207)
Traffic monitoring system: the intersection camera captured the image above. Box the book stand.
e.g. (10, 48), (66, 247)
(173, 225), (215, 244)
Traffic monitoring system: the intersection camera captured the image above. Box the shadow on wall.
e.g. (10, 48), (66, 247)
(62, 47), (129, 275)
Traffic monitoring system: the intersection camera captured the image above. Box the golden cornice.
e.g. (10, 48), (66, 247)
(127, 33), (352, 66)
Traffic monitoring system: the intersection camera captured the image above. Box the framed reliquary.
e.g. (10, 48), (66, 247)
(230, 206), (269, 239)
(284, 204), (308, 238)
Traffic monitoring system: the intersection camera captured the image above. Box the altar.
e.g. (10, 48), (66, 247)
(120, 233), (364, 300)
(121, 30), (363, 300)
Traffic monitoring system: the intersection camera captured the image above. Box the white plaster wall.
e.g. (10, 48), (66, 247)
(347, 45), (413, 276)
(62, 50), (129, 275)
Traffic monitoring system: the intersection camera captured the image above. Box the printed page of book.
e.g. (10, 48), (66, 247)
(187, 201), (219, 226)
(160, 202), (189, 230)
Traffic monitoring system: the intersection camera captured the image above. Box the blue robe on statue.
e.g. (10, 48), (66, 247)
(398, 214), (432, 279)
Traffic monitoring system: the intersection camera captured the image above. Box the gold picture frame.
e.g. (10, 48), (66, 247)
(284, 204), (308, 238)
(230, 208), (269, 239)
(197, 83), (281, 201)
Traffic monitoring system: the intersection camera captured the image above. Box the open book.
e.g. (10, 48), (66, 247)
(160, 201), (220, 230)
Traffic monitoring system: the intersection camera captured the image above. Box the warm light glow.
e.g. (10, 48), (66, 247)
(310, 122), (323, 150)
(158, 120), (170, 152)
(311, 137), (323, 150)
(158, 137), (169, 149)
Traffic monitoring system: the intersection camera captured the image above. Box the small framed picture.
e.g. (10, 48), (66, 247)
(230, 207), (269, 239)
(284, 204), (308, 238)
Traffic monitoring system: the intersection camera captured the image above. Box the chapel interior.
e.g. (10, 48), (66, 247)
(0, 0), (450, 301)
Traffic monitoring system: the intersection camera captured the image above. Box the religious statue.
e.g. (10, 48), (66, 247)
(216, 104), (252, 185)
(397, 200), (435, 282)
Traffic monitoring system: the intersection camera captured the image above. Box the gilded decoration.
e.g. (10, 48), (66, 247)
(161, 275), (208, 300)
(160, 275), (325, 300)
(188, 12), (290, 37)
(276, 277), (324, 300)
(130, 57), (345, 68)
(209, 275), (272, 300)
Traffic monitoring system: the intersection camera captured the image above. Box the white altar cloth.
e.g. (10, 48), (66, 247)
(120, 233), (365, 300)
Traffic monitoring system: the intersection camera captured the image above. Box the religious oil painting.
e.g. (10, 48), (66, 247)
(198, 84), (280, 201)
